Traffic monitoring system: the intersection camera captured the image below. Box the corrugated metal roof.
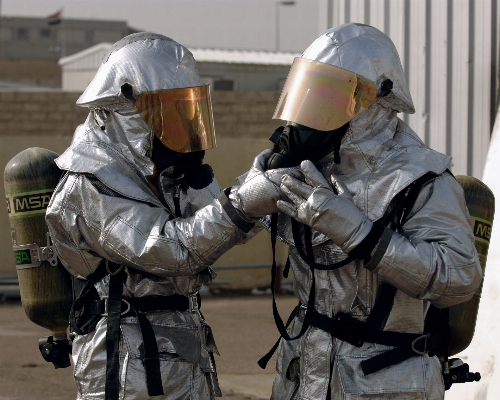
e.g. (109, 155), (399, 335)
(190, 48), (300, 65)
(58, 42), (300, 70)
(58, 42), (113, 69)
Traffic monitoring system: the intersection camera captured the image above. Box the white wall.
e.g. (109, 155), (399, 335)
(61, 70), (97, 92)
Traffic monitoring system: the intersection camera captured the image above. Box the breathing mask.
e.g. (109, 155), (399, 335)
(151, 136), (214, 190)
(266, 123), (349, 170)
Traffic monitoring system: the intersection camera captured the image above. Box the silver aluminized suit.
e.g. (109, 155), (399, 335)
(46, 34), (256, 399)
(256, 24), (483, 399)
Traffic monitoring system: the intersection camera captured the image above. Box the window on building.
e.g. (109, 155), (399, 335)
(214, 80), (234, 91)
(40, 28), (52, 39)
(17, 28), (29, 41)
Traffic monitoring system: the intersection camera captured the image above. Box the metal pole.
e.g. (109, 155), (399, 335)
(60, 8), (66, 57)
(327, 0), (333, 29)
(275, 2), (280, 51)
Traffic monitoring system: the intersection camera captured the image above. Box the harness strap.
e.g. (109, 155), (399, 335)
(261, 172), (444, 373)
(257, 214), (316, 370)
(134, 308), (164, 396)
(257, 304), (300, 369)
(104, 262), (125, 400)
(72, 260), (200, 399)
(79, 294), (196, 318)
(308, 308), (443, 375)
(360, 333), (443, 375)
(364, 282), (397, 333)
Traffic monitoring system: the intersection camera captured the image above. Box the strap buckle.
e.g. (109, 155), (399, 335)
(297, 302), (308, 319)
(105, 259), (124, 275)
(101, 297), (131, 317)
(188, 293), (199, 313)
(411, 334), (431, 355)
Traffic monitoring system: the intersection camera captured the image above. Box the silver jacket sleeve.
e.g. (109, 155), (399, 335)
(47, 172), (252, 279)
(366, 172), (481, 309)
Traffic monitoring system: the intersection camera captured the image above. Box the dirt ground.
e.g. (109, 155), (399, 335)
(0, 294), (297, 400)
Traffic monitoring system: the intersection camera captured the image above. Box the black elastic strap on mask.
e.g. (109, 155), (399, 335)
(333, 133), (342, 164)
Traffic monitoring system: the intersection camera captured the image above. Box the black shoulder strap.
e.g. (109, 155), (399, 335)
(362, 172), (440, 330)
(393, 172), (438, 231)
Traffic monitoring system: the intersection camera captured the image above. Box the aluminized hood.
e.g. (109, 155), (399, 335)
(302, 23), (414, 114)
(77, 32), (201, 110)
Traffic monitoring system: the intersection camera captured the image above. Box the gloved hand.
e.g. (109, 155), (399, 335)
(277, 160), (373, 254)
(229, 149), (299, 221)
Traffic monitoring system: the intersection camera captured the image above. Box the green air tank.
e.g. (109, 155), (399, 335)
(447, 175), (495, 356)
(4, 147), (73, 367)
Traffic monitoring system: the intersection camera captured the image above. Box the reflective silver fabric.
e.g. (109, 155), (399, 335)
(262, 24), (482, 399)
(46, 33), (247, 400)
(229, 149), (299, 220)
(302, 23), (415, 114)
(77, 32), (201, 111)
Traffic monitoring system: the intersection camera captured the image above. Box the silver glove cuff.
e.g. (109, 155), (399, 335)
(218, 187), (256, 232)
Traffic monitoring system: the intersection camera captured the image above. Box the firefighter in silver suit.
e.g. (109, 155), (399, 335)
(45, 33), (284, 400)
(234, 23), (482, 399)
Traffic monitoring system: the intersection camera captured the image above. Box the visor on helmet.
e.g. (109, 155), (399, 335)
(273, 57), (377, 131)
(134, 85), (216, 153)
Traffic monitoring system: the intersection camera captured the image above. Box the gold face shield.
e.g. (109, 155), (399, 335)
(273, 58), (377, 131)
(134, 85), (216, 153)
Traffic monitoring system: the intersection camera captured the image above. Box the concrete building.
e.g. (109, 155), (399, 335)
(59, 42), (300, 92)
(0, 16), (136, 61)
(0, 16), (137, 87)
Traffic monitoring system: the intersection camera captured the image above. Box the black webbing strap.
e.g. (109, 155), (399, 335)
(293, 221), (354, 271)
(389, 173), (438, 231)
(173, 195), (182, 218)
(257, 304), (300, 369)
(105, 262), (125, 400)
(257, 214), (316, 369)
(104, 276), (167, 398)
(134, 309), (164, 396)
(70, 261), (109, 335)
(364, 282), (398, 332)
(360, 333), (443, 375)
(83, 294), (193, 318)
(308, 307), (443, 375)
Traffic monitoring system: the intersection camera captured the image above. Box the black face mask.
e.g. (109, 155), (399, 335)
(151, 136), (213, 190)
(266, 122), (349, 170)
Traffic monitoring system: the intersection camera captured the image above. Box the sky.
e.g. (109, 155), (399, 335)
(1, 0), (323, 52)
